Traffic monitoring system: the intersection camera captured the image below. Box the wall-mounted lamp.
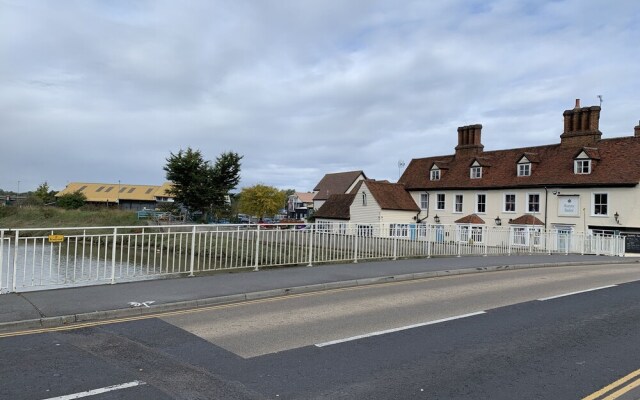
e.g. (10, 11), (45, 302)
(434, 214), (440, 224)
(495, 216), (502, 226)
(614, 212), (620, 224)
(552, 190), (560, 196)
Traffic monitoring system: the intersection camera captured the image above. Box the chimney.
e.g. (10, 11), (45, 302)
(635, 120), (640, 138)
(455, 124), (484, 157)
(560, 99), (602, 146)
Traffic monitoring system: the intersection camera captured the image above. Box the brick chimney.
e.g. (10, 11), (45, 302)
(455, 124), (484, 157)
(560, 99), (602, 146)
(635, 120), (640, 137)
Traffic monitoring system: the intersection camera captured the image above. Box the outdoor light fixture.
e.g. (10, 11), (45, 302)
(495, 216), (502, 226)
(614, 212), (620, 224)
(434, 214), (440, 224)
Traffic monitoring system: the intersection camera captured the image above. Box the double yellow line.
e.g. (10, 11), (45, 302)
(583, 369), (640, 400)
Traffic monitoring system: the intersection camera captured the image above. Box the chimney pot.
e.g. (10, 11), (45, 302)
(575, 98), (581, 108)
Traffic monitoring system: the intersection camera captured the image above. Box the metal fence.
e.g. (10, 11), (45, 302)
(0, 223), (625, 293)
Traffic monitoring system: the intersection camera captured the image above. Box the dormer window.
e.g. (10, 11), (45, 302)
(470, 163), (482, 179)
(430, 166), (441, 181)
(575, 159), (591, 174)
(518, 163), (531, 176)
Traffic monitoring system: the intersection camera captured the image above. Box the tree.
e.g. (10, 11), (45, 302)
(34, 182), (56, 204)
(238, 184), (287, 220)
(164, 148), (242, 220)
(57, 191), (86, 209)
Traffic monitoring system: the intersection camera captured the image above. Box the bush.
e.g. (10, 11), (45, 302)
(57, 191), (87, 209)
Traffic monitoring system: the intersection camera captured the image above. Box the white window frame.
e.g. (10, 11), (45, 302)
(476, 193), (487, 214)
(510, 226), (542, 247)
(574, 159), (591, 174)
(456, 224), (484, 243)
(518, 163), (531, 177)
(420, 193), (429, 210)
(390, 224), (410, 237)
(592, 192), (609, 216)
(503, 193), (516, 213)
(430, 169), (441, 181)
(436, 193), (446, 211)
(362, 192), (367, 206)
(526, 192), (541, 213)
(470, 166), (482, 179)
(453, 194), (463, 213)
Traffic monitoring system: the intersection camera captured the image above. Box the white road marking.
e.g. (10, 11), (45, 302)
(42, 380), (146, 400)
(315, 311), (486, 347)
(537, 285), (617, 301)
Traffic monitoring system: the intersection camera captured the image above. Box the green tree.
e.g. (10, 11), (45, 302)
(164, 148), (242, 220)
(57, 191), (87, 209)
(238, 184), (287, 220)
(34, 182), (56, 204)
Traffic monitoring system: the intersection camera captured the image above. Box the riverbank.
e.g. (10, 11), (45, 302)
(0, 206), (144, 229)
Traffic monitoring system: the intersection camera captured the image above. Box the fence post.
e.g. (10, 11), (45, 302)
(393, 231), (398, 260)
(581, 233), (585, 255)
(254, 225), (261, 271)
(528, 231), (533, 255)
(457, 235), (461, 257)
(353, 226), (359, 264)
(12, 230), (19, 293)
(0, 230), (4, 292)
(110, 227), (118, 284)
(483, 227), (488, 256)
(307, 224), (314, 267)
(189, 225), (197, 276)
(508, 228), (512, 256)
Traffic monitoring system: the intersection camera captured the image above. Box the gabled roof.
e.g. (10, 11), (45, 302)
(518, 152), (540, 163)
(313, 194), (356, 220)
(509, 215), (544, 226)
(313, 170), (366, 201)
(576, 147), (601, 160)
(352, 180), (420, 211)
(454, 214), (486, 224)
(399, 137), (640, 190)
(294, 192), (315, 203)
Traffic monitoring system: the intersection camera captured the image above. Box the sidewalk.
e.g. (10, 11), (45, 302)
(1, 254), (638, 333)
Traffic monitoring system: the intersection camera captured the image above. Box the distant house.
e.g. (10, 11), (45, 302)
(312, 170), (367, 210)
(56, 182), (174, 211)
(314, 180), (419, 236)
(287, 192), (314, 220)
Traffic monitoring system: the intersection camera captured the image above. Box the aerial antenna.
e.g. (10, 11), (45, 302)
(597, 95), (603, 107)
(397, 160), (405, 180)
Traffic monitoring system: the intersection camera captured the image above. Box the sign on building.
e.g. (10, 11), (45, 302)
(557, 195), (580, 217)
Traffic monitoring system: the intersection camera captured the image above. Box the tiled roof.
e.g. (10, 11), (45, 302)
(454, 214), (486, 224)
(313, 170), (366, 201)
(353, 180), (420, 211)
(313, 194), (356, 220)
(400, 137), (640, 190)
(509, 215), (544, 226)
(56, 182), (173, 202)
(295, 192), (315, 203)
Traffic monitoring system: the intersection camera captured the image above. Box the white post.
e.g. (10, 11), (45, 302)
(0, 229), (4, 292)
(483, 227), (488, 257)
(254, 225), (261, 271)
(189, 225), (196, 276)
(12, 230), (19, 292)
(457, 236), (461, 257)
(393, 229), (398, 260)
(508, 228), (512, 256)
(353, 226), (359, 264)
(427, 225), (432, 258)
(110, 227), (118, 284)
(528, 231), (533, 255)
(307, 224), (314, 267)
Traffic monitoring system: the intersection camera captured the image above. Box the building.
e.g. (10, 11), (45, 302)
(287, 192), (314, 220)
(312, 170), (367, 210)
(314, 180), (419, 236)
(398, 99), (640, 250)
(56, 182), (174, 211)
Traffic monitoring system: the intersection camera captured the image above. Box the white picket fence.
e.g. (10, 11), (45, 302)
(0, 223), (625, 293)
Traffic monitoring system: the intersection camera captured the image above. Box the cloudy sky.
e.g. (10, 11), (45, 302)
(1, 0), (639, 194)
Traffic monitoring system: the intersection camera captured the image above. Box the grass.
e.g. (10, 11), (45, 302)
(0, 206), (145, 230)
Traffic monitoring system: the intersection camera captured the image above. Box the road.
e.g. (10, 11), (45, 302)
(2, 263), (640, 399)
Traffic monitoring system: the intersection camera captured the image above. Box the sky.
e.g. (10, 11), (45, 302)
(1, 0), (639, 194)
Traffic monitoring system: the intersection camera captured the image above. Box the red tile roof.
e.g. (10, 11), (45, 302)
(400, 137), (640, 190)
(313, 171), (366, 201)
(454, 214), (486, 224)
(352, 180), (420, 211)
(509, 215), (544, 226)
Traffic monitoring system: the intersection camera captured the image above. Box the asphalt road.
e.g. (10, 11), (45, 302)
(2, 264), (640, 399)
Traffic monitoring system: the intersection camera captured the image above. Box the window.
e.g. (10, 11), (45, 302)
(362, 192), (367, 206)
(457, 225), (484, 243)
(518, 163), (531, 176)
(511, 226), (542, 247)
(390, 224), (409, 237)
(96, 186), (105, 192)
(119, 187), (127, 193)
(575, 159), (591, 174)
(357, 225), (373, 237)
(430, 169), (440, 181)
(470, 166), (482, 179)
(128, 188), (136, 193)
(454, 194), (463, 213)
(436, 193), (445, 210)
(527, 193), (540, 213)
(593, 193), (608, 216)
(476, 194), (486, 213)
(420, 193), (429, 210)
(78, 185), (87, 192)
(104, 187), (113, 193)
(504, 194), (516, 212)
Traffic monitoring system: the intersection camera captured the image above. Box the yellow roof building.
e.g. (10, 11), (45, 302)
(56, 182), (174, 203)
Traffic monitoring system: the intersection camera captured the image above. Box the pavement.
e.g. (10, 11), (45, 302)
(1, 254), (639, 334)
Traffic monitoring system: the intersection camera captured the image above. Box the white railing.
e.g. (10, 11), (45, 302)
(0, 223), (625, 293)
